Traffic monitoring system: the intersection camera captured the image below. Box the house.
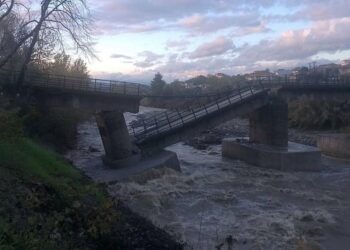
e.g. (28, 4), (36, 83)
(317, 63), (340, 77)
(275, 69), (292, 77)
(245, 70), (275, 81)
(340, 60), (350, 75)
(215, 73), (228, 78)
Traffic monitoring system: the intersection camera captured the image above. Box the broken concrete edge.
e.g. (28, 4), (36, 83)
(222, 137), (322, 172)
(317, 133), (350, 160)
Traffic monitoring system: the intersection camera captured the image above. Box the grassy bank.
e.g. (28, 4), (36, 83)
(0, 138), (182, 250)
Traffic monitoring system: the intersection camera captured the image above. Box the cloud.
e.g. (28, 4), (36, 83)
(189, 36), (235, 59)
(234, 17), (350, 64)
(179, 13), (263, 34)
(92, 0), (273, 34)
(110, 53), (132, 59)
(231, 22), (271, 37)
(165, 39), (190, 51)
(134, 50), (163, 68)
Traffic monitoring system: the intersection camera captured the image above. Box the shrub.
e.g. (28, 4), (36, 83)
(0, 111), (23, 140)
(22, 107), (89, 150)
(289, 98), (350, 129)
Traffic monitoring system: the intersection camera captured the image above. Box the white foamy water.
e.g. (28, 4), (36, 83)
(67, 107), (350, 250)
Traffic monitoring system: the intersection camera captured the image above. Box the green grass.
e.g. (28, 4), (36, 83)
(0, 138), (119, 250)
(0, 138), (106, 203)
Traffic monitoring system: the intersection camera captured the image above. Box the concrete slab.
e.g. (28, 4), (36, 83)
(222, 138), (321, 171)
(317, 133), (350, 159)
(79, 150), (180, 184)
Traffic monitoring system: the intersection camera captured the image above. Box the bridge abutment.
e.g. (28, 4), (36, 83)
(223, 98), (322, 171)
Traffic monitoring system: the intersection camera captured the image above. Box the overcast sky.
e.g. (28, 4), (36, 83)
(87, 0), (350, 83)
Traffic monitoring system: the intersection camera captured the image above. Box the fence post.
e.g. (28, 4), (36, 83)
(142, 118), (147, 133)
(124, 83), (126, 95)
(190, 108), (197, 120)
(165, 112), (172, 128)
(138, 84), (140, 96)
(238, 86), (242, 100)
(154, 117), (160, 133)
(177, 109), (185, 125)
(215, 99), (220, 110)
(131, 125), (136, 136)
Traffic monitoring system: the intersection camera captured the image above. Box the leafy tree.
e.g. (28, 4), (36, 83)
(151, 72), (166, 95)
(48, 53), (71, 75)
(70, 58), (88, 78)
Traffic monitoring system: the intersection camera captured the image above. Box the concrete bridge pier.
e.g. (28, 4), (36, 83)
(95, 111), (140, 168)
(249, 97), (288, 147)
(223, 98), (322, 171)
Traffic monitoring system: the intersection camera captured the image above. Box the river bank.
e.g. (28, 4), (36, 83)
(0, 138), (182, 250)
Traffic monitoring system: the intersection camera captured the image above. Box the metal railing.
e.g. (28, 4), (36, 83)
(0, 70), (150, 96)
(129, 83), (267, 142)
(1, 69), (350, 98)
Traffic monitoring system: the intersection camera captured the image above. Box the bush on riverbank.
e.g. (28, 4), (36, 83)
(0, 110), (23, 140)
(21, 106), (90, 150)
(0, 138), (182, 250)
(288, 99), (350, 129)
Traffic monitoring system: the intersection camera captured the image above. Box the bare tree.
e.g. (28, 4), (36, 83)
(15, 0), (94, 88)
(0, 0), (14, 23)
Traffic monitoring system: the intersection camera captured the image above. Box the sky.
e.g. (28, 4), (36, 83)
(87, 0), (350, 83)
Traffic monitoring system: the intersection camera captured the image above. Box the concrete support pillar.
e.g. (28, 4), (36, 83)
(95, 111), (132, 160)
(249, 98), (288, 147)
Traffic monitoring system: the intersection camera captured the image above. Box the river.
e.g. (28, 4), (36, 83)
(66, 106), (350, 250)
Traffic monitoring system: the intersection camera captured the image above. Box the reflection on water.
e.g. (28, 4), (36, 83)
(67, 107), (350, 250)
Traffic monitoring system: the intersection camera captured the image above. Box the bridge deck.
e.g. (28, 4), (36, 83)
(130, 85), (267, 144)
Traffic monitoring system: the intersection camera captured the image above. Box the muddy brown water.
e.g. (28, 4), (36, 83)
(66, 107), (350, 250)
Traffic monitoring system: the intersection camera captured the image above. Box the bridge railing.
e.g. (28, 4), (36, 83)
(0, 70), (150, 96)
(129, 83), (266, 142)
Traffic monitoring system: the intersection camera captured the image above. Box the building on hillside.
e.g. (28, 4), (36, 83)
(340, 60), (350, 75)
(245, 70), (275, 81)
(215, 73), (227, 78)
(289, 67), (309, 80)
(340, 60), (350, 66)
(275, 69), (292, 77)
(317, 63), (340, 78)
